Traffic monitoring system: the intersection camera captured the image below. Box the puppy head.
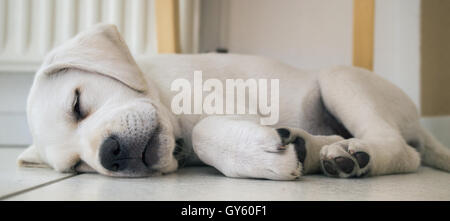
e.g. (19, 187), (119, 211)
(18, 24), (178, 177)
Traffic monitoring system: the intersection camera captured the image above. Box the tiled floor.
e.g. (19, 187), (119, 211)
(1, 147), (450, 201)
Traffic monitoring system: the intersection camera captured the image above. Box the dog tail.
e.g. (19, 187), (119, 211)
(419, 127), (450, 172)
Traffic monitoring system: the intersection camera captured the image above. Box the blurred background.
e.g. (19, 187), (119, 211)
(0, 0), (449, 147)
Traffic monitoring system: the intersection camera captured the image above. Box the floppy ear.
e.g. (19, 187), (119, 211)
(37, 23), (148, 92)
(17, 145), (49, 168)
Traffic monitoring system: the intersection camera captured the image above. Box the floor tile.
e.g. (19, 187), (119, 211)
(0, 147), (76, 200)
(7, 166), (450, 201)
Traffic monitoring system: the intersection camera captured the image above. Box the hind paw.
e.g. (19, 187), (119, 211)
(320, 138), (371, 178)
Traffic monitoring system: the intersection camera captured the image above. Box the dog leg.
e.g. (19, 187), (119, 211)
(192, 116), (302, 180)
(191, 116), (342, 180)
(319, 131), (421, 178)
(317, 66), (422, 178)
(275, 127), (344, 174)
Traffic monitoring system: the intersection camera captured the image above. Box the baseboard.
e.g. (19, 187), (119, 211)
(420, 116), (450, 147)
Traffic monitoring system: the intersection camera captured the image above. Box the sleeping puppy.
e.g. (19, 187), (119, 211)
(17, 24), (450, 180)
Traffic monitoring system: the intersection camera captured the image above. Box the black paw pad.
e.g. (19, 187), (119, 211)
(276, 128), (291, 142)
(323, 160), (338, 176)
(293, 137), (306, 164)
(334, 157), (354, 174)
(353, 152), (370, 168)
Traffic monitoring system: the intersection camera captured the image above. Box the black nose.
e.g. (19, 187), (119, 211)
(99, 136), (128, 172)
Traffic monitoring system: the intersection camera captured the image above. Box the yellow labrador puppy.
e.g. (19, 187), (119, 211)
(18, 24), (450, 180)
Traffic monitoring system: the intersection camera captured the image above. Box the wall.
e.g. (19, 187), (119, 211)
(420, 0), (450, 116)
(373, 0), (450, 146)
(419, 0), (450, 146)
(222, 0), (354, 70)
(373, 0), (421, 108)
(0, 72), (33, 145)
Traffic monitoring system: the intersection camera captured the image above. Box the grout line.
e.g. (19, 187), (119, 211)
(0, 111), (27, 115)
(0, 145), (28, 148)
(0, 174), (80, 200)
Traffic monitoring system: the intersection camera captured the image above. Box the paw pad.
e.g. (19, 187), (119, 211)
(334, 157), (354, 174)
(276, 128), (307, 164)
(320, 139), (371, 178)
(276, 128), (291, 140)
(293, 137), (306, 164)
(323, 160), (338, 176)
(353, 152), (370, 168)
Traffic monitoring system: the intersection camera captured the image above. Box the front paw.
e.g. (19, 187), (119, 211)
(320, 138), (371, 178)
(231, 127), (308, 181)
(248, 127), (311, 180)
(248, 127), (306, 180)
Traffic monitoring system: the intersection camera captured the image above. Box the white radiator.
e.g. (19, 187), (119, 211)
(0, 0), (199, 73)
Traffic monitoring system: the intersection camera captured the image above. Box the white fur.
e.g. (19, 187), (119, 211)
(18, 24), (450, 180)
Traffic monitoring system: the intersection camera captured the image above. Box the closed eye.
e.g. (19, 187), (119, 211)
(73, 89), (85, 121)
